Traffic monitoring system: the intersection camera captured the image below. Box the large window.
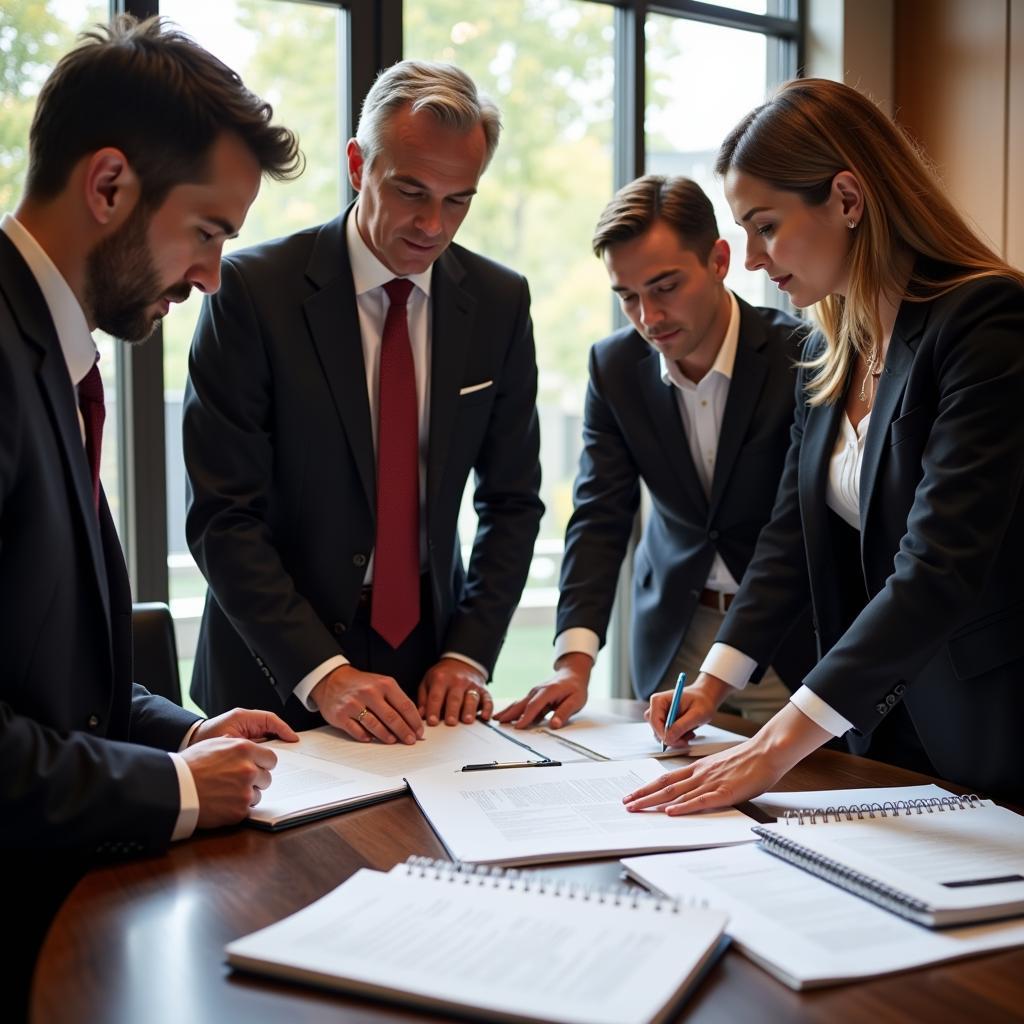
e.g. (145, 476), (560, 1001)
(156, 0), (349, 692)
(646, 11), (782, 307)
(2, 0), (800, 705)
(1, 1), (116, 519)
(406, 0), (616, 701)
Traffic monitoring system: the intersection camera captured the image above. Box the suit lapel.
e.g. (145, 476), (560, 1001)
(303, 211), (376, 510)
(638, 347), (707, 517)
(799, 379), (844, 590)
(709, 300), (768, 515)
(426, 249), (476, 510)
(858, 297), (928, 535)
(0, 233), (111, 629)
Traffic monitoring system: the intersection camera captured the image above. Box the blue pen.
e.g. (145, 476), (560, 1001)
(662, 672), (686, 752)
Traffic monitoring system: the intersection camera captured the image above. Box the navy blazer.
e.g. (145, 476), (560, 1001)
(0, 232), (197, 855)
(717, 266), (1024, 801)
(184, 211), (543, 725)
(556, 295), (815, 698)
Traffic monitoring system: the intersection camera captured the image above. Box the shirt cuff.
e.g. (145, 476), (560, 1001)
(440, 651), (488, 680)
(553, 628), (600, 665)
(700, 643), (758, 690)
(295, 655), (350, 711)
(790, 685), (854, 737)
(169, 752), (200, 842)
(177, 719), (204, 752)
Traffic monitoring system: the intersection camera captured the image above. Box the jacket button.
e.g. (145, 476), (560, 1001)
(333, 622), (347, 635)
(352, 553), (367, 567)
(87, 715), (100, 728)
(708, 529), (720, 541)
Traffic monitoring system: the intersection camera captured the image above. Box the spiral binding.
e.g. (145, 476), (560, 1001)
(751, 825), (934, 922)
(780, 793), (983, 826)
(402, 856), (701, 912)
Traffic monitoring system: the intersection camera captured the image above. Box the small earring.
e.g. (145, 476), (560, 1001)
(847, 220), (857, 229)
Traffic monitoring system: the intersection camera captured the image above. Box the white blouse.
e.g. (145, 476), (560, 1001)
(825, 412), (872, 530)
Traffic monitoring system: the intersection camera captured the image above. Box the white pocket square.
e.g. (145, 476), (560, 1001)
(459, 380), (494, 396)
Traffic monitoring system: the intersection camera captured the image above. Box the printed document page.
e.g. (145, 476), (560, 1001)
(540, 720), (747, 760)
(263, 720), (540, 777)
(622, 845), (1024, 989)
(226, 866), (728, 1024)
(251, 721), (545, 827)
(407, 757), (757, 865)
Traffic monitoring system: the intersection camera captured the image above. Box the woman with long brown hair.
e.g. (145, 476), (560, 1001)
(625, 78), (1024, 812)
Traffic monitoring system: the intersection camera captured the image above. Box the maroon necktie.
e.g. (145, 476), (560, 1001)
(371, 278), (420, 649)
(78, 360), (105, 512)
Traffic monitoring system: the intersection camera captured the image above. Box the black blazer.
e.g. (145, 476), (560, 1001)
(0, 232), (198, 853)
(184, 211), (543, 725)
(717, 266), (1024, 801)
(556, 296), (815, 699)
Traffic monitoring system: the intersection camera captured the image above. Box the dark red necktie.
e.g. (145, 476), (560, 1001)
(78, 360), (105, 512)
(371, 278), (420, 649)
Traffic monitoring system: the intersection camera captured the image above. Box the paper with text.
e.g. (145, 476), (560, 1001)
(407, 757), (757, 865)
(227, 865), (728, 1024)
(622, 845), (1024, 988)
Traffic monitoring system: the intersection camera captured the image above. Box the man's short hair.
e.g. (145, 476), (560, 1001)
(26, 15), (302, 206)
(592, 175), (719, 261)
(355, 60), (501, 169)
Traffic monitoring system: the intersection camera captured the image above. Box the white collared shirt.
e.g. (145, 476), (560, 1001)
(0, 213), (201, 841)
(293, 206), (485, 710)
(555, 290), (741, 666)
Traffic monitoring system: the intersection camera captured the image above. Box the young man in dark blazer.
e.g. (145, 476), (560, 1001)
(0, 17), (301, 1013)
(184, 61), (543, 741)
(498, 176), (813, 730)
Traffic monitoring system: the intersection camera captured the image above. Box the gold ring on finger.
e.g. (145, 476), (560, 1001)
(465, 689), (480, 701)
(356, 706), (370, 722)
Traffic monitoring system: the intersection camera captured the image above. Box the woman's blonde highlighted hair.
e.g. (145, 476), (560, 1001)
(716, 78), (1024, 405)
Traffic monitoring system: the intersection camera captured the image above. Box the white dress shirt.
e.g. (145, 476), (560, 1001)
(293, 208), (485, 710)
(555, 291), (742, 666)
(1, 213), (201, 841)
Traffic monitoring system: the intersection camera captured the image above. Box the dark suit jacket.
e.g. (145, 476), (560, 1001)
(717, 266), (1024, 801)
(0, 231), (199, 985)
(556, 296), (815, 699)
(184, 211), (543, 726)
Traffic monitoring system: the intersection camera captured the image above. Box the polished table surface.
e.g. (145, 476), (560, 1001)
(32, 705), (1024, 1023)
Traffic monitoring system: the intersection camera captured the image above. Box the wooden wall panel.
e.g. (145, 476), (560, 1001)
(1007, 0), (1023, 268)
(894, 0), (1007, 253)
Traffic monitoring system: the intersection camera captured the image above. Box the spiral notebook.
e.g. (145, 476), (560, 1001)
(226, 857), (730, 1024)
(621, 845), (1024, 989)
(250, 721), (551, 829)
(752, 793), (1024, 927)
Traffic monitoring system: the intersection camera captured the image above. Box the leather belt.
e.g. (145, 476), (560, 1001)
(699, 588), (735, 612)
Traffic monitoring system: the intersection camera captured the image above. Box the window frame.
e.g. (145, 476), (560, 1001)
(102, 0), (799, 695)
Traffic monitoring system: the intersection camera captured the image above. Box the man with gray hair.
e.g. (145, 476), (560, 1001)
(184, 61), (543, 741)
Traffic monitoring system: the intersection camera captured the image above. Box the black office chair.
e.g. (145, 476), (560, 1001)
(132, 602), (182, 706)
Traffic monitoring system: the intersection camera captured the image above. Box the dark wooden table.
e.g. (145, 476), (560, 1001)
(32, 708), (1024, 1023)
